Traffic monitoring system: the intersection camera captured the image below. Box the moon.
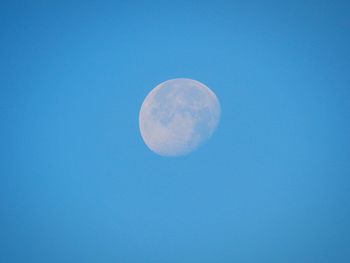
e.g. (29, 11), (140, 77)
(139, 78), (221, 156)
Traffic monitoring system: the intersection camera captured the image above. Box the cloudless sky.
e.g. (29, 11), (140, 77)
(1, 1), (350, 262)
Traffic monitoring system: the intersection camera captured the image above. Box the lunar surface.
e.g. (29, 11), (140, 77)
(139, 78), (221, 156)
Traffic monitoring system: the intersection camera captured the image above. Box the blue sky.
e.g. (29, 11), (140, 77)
(1, 1), (350, 262)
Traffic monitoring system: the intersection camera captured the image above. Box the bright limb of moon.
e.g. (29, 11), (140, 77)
(139, 78), (221, 156)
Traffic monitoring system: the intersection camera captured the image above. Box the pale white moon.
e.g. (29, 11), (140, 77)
(139, 78), (221, 156)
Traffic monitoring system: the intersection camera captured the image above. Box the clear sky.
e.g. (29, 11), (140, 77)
(1, 1), (350, 262)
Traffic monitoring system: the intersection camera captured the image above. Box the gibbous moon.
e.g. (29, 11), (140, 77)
(139, 78), (221, 156)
